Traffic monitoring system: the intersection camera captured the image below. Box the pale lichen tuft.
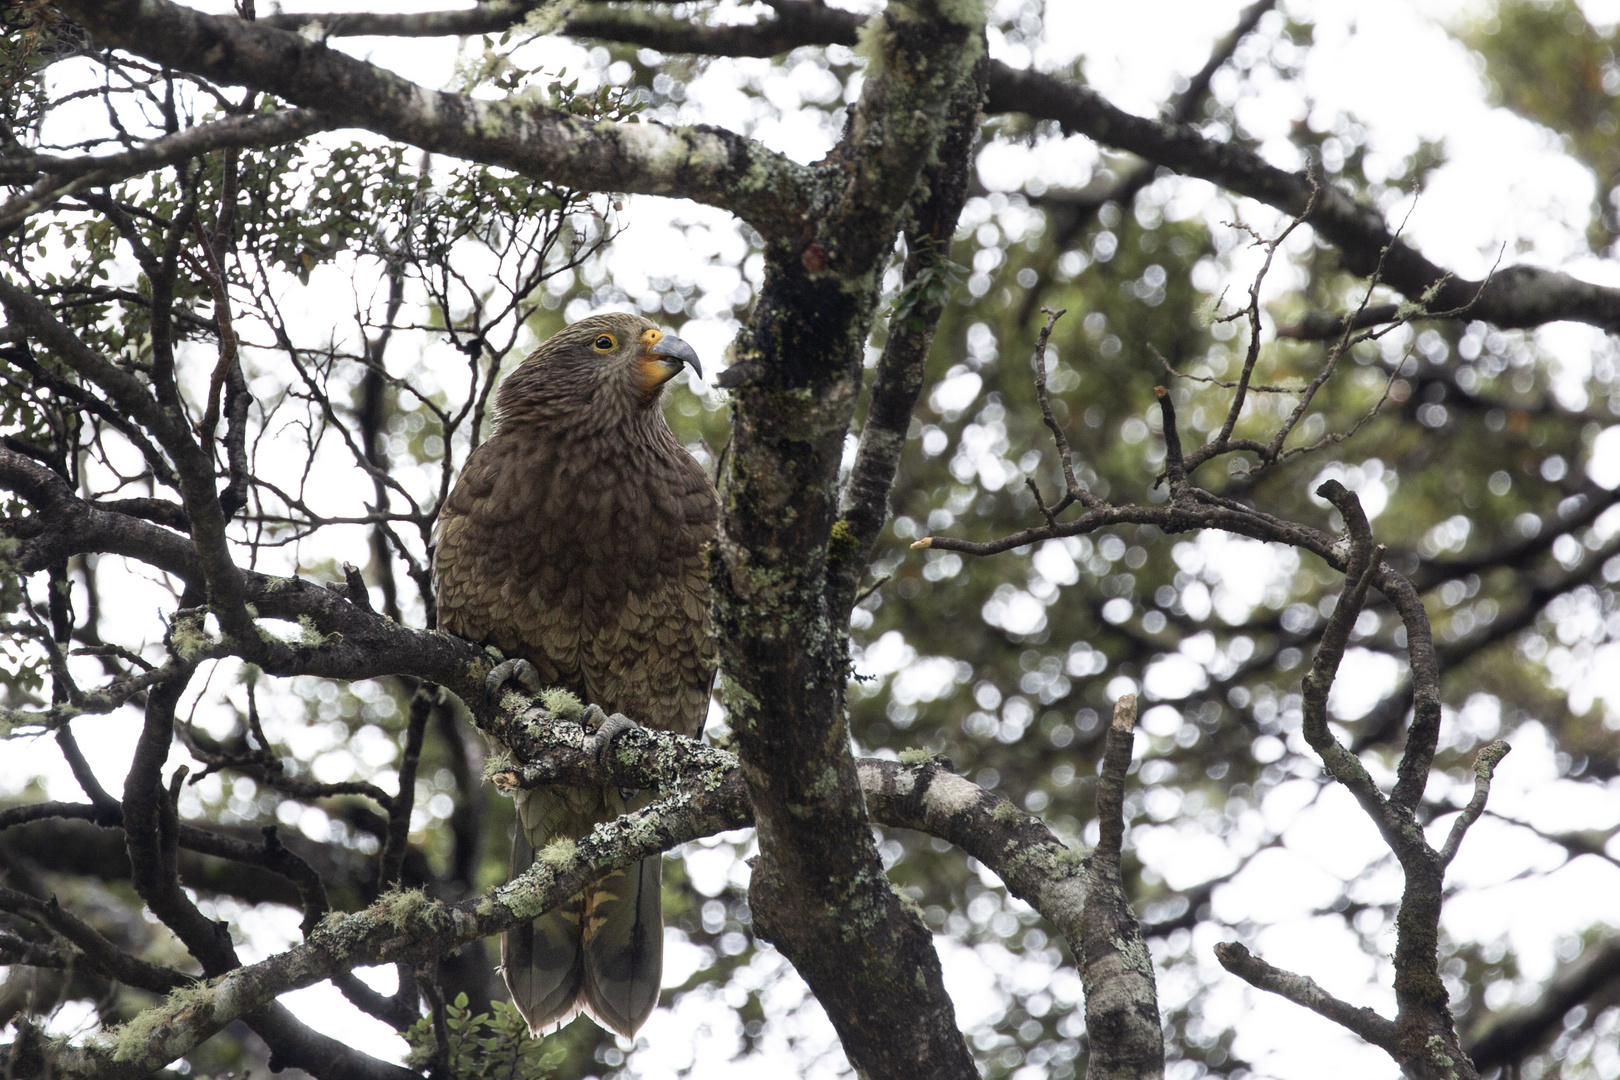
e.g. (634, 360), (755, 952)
(539, 687), (584, 720)
(536, 836), (578, 869)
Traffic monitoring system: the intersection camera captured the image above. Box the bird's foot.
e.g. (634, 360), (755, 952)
(483, 656), (543, 709)
(582, 704), (639, 765)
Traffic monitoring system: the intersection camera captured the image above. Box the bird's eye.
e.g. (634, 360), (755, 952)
(593, 334), (616, 352)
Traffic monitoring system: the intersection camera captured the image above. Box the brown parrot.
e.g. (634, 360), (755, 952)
(432, 312), (718, 1038)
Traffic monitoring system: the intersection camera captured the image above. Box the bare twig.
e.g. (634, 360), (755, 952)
(380, 684), (436, 888)
(1214, 942), (1397, 1051)
(1030, 307), (1102, 512)
(1181, 176), (1323, 476)
(1078, 694), (1163, 1079)
(1153, 386), (1185, 489)
(1438, 741), (1512, 867)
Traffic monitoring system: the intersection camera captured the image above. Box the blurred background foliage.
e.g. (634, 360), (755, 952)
(3, 1), (1620, 1079)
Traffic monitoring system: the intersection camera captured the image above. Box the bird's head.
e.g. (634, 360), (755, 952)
(501, 313), (703, 420)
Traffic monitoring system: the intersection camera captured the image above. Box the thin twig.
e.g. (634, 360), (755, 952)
(1030, 307), (1099, 511)
(1438, 741), (1512, 867)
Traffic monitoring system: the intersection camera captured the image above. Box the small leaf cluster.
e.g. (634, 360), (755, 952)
(403, 995), (565, 1080)
(464, 35), (648, 123)
(889, 241), (967, 335)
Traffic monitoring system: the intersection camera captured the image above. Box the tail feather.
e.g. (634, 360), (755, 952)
(502, 824), (586, 1032)
(502, 790), (665, 1038)
(580, 856), (664, 1038)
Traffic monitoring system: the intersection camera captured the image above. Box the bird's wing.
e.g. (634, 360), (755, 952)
(435, 435), (578, 684)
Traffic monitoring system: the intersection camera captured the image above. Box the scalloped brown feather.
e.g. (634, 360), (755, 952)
(434, 312), (718, 1037)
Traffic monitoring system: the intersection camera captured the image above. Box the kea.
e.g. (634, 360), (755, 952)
(433, 312), (718, 1038)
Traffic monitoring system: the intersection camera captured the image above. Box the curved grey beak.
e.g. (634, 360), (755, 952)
(648, 334), (703, 380)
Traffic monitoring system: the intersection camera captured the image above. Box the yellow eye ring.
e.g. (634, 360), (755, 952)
(593, 334), (616, 352)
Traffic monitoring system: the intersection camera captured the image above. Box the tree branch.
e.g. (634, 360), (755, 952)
(1437, 741), (1511, 868)
(259, 0), (864, 55)
(1299, 482), (1404, 844)
(1466, 936), (1620, 1070)
(1079, 695), (1163, 1080)
(0, 109), (336, 230)
(1214, 942), (1398, 1051)
(0, 265), (268, 659)
(830, 46), (987, 613)
(703, 1), (990, 1074)
(19, 686), (1083, 1080)
(58, 0), (817, 244)
(257, 0), (1620, 332)
(984, 66), (1620, 333)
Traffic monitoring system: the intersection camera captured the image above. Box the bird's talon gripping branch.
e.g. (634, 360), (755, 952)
(482, 656), (542, 708)
(589, 710), (640, 765)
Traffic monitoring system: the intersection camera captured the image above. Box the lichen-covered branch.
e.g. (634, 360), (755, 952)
(830, 49), (987, 614)
(1438, 742), (1512, 868)
(57, 0), (817, 244)
(929, 451), (1493, 1077)
(261, 0), (864, 55)
(15, 686), (1076, 1080)
(1213, 942), (1398, 1051)
(298, 0), (1620, 335)
(255, 0), (545, 37)
(709, 0), (991, 1072)
(21, 778), (729, 1080)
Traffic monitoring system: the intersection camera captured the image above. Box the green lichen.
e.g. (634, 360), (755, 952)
(897, 747), (933, 765)
(931, 0), (988, 30)
(517, 0), (570, 36)
(297, 615), (326, 647)
(167, 614), (218, 663)
(892, 880), (927, 923)
(854, 14), (892, 78)
(539, 686), (584, 720)
(1423, 1035), (1457, 1075)
(1005, 842), (1086, 887)
(105, 979), (214, 1062)
(377, 886), (448, 934)
(732, 154), (777, 195)
(828, 518), (862, 567)
(482, 747), (517, 776)
(536, 836), (577, 869)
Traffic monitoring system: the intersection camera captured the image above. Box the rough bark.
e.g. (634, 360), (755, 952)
(1080, 697), (1163, 1080)
(707, 2), (989, 1071)
(58, 0), (816, 245)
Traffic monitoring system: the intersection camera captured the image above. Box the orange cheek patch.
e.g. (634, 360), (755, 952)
(634, 358), (678, 400)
